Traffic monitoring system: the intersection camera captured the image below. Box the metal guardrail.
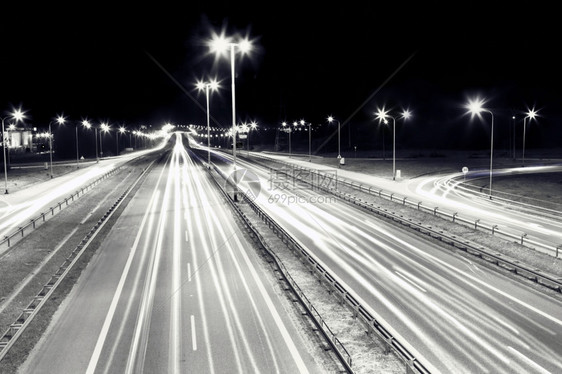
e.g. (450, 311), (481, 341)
(0, 167), (122, 250)
(265, 161), (562, 293)
(0, 163), (153, 361)
(210, 163), (430, 374)
(267, 158), (561, 258)
(209, 164), (355, 373)
(333, 189), (562, 293)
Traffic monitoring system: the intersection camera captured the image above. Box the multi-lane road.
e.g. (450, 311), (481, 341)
(5, 130), (562, 373)
(208, 145), (562, 374)
(17, 134), (328, 373)
(260, 153), (562, 256)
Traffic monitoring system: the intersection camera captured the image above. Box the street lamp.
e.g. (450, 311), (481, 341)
(522, 108), (538, 167)
(196, 78), (219, 166)
(100, 122), (110, 159)
(327, 115), (341, 160)
(375, 108), (411, 180)
(466, 98), (494, 197)
(82, 120), (98, 163)
(48, 114), (66, 179)
(210, 34), (252, 201)
(298, 120), (313, 162)
(1, 108), (25, 194)
(281, 122), (292, 157)
(118, 126), (126, 156)
(246, 121), (257, 157)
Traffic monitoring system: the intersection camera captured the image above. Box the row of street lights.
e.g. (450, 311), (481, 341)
(202, 33), (252, 201)
(279, 100), (536, 195)
(1, 109), (154, 193)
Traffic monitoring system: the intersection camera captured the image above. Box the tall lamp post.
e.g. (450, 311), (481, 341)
(100, 122), (110, 159)
(118, 126), (126, 156)
(1, 109), (25, 194)
(210, 35), (252, 201)
(299, 119), (312, 162)
(48, 114), (66, 179)
(247, 121), (257, 157)
(375, 108), (411, 180)
(196, 78), (219, 166)
(466, 98), (495, 198)
(281, 122), (292, 157)
(327, 115), (341, 160)
(522, 108), (538, 167)
(82, 120), (99, 163)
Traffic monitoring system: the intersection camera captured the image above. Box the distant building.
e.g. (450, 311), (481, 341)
(4, 125), (47, 153)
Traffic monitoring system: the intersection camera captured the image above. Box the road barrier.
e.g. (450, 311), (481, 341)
(0, 163), (154, 361)
(272, 162), (562, 293)
(0, 167), (123, 251)
(210, 162), (431, 374)
(264, 156), (561, 258)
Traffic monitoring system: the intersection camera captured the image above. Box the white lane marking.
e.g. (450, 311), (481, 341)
(508, 346), (552, 374)
(191, 315), (197, 351)
(395, 271), (427, 293)
(490, 315), (520, 337)
(86, 189), (161, 374)
(185, 230), (189, 242)
(367, 222), (562, 327)
(187, 262), (192, 282)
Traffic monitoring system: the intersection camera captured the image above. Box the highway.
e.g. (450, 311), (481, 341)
(208, 147), (562, 374)
(19, 134), (325, 373)
(0, 147), (164, 253)
(261, 153), (562, 256)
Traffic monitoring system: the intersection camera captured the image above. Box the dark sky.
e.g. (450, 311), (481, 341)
(1, 2), (560, 151)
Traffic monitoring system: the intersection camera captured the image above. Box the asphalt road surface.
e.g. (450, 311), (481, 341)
(19, 134), (326, 373)
(209, 146), (562, 374)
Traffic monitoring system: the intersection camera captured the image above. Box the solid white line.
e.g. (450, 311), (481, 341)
(191, 315), (197, 351)
(508, 346), (552, 374)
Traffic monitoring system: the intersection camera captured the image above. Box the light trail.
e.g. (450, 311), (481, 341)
(210, 150), (562, 374)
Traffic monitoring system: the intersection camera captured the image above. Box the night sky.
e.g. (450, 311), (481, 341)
(1, 2), (560, 153)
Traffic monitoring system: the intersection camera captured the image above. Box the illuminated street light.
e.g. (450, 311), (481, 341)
(327, 115), (341, 160)
(298, 120), (313, 162)
(196, 78), (219, 166)
(375, 108), (411, 180)
(1, 108), (25, 194)
(82, 120), (98, 163)
(465, 98), (494, 197)
(281, 122), (292, 157)
(210, 33), (252, 201)
(247, 121), (257, 157)
(522, 108), (538, 167)
(48, 114), (66, 179)
(100, 122), (110, 159)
